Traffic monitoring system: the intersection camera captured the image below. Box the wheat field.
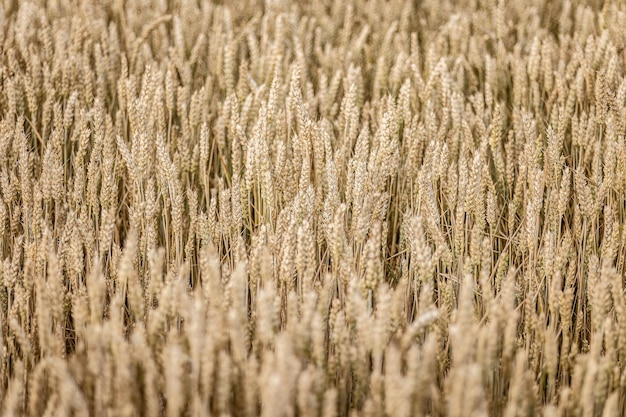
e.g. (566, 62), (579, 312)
(1, 0), (625, 415)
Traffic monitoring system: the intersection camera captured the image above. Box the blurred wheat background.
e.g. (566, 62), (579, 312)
(1, 0), (625, 415)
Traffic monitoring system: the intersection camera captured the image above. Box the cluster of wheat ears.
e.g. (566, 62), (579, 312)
(1, 0), (626, 416)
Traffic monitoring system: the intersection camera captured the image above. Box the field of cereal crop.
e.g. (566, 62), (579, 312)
(1, 1), (625, 415)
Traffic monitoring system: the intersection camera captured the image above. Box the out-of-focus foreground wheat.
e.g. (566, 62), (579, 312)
(1, 0), (625, 415)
